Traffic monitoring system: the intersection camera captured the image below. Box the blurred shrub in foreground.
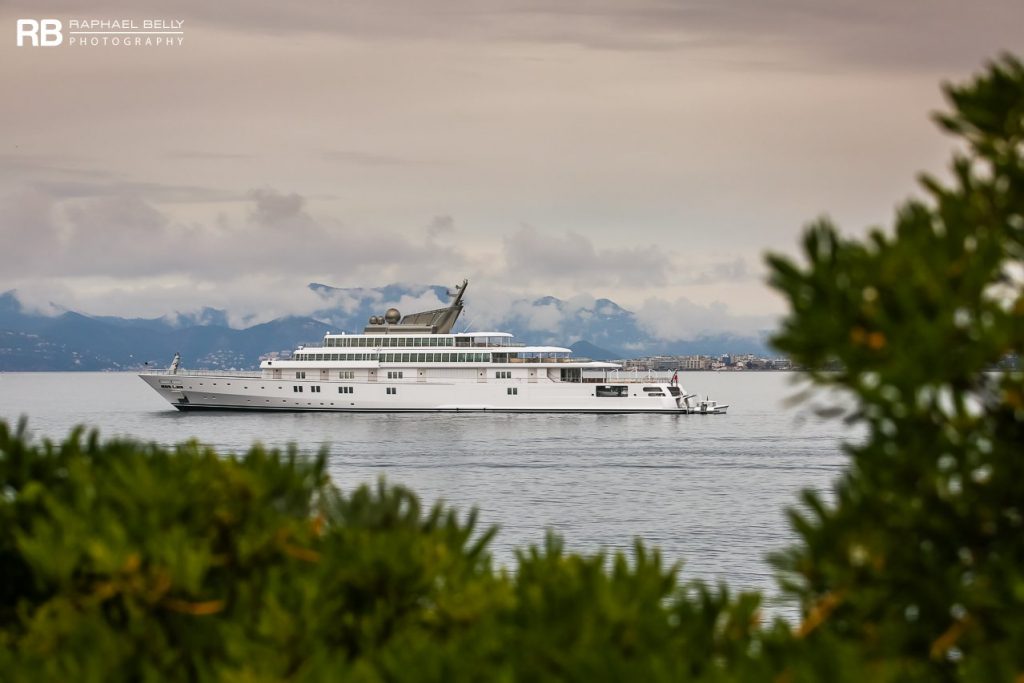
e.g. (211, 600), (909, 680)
(766, 53), (1024, 679)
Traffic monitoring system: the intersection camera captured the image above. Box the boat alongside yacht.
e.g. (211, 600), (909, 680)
(139, 280), (728, 414)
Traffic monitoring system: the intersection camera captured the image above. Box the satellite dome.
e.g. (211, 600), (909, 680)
(384, 308), (401, 324)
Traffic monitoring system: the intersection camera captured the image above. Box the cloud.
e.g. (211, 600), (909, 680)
(426, 215), (456, 240)
(635, 296), (774, 340)
(248, 188), (310, 227)
(502, 224), (672, 288)
(678, 257), (755, 286)
(321, 149), (432, 167)
(17, 0), (1019, 70)
(164, 150), (255, 160)
(0, 182), (472, 284)
(513, 300), (563, 332)
(0, 178), (778, 338)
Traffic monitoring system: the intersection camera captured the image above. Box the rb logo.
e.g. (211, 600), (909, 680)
(16, 19), (64, 47)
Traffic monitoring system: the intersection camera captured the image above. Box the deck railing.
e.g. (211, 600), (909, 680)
(138, 368), (261, 378)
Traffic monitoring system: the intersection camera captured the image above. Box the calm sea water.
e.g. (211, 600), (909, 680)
(0, 371), (855, 608)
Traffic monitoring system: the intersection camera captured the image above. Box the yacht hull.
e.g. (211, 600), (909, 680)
(139, 373), (727, 414)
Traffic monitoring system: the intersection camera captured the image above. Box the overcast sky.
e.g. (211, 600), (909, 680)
(2, 1), (1020, 339)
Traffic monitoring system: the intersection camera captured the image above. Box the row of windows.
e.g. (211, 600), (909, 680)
(296, 353), (378, 362)
(299, 371), (354, 379)
(386, 387), (397, 395)
(387, 371), (404, 379)
(381, 352), (490, 363)
(495, 371), (511, 379)
(294, 352), (492, 363)
(326, 336), (461, 348)
(507, 387), (518, 395)
(295, 385), (384, 395)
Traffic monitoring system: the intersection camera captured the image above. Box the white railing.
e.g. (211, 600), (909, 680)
(138, 368), (261, 378)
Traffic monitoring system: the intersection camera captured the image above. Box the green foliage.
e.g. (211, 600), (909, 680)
(767, 53), (1024, 679)
(1, 54), (1021, 681)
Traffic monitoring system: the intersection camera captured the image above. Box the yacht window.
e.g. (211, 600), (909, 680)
(386, 387), (397, 395)
(311, 386), (321, 393)
(295, 371), (306, 379)
(339, 370), (354, 379)
(595, 385), (628, 398)
(507, 387), (518, 395)
(667, 386), (682, 396)
(560, 368), (582, 382)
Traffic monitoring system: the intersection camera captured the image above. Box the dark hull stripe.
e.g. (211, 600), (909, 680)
(172, 404), (722, 415)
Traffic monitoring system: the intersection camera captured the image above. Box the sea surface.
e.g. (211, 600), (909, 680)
(0, 371), (856, 611)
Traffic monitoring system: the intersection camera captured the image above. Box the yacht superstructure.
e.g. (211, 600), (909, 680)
(139, 280), (728, 414)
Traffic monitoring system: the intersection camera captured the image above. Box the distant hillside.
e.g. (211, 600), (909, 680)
(0, 286), (771, 371)
(569, 341), (621, 361)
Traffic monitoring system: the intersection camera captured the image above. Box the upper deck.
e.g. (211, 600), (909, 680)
(260, 279), (618, 370)
(320, 332), (517, 348)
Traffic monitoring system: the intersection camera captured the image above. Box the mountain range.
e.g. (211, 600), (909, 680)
(0, 284), (771, 371)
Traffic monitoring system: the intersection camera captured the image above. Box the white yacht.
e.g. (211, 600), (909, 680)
(139, 280), (728, 414)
